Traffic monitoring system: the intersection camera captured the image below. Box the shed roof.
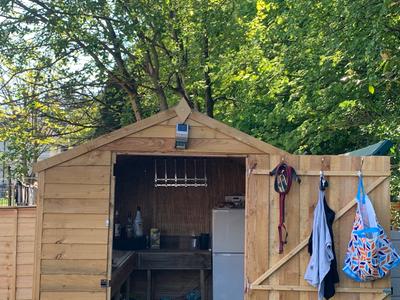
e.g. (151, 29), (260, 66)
(33, 99), (288, 172)
(344, 140), (393, 156)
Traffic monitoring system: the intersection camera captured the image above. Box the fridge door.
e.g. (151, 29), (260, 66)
(213, 253), (244, 300)
(212, 209), (244, 253)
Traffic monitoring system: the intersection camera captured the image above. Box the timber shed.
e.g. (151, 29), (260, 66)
(33, 99), (393, 300)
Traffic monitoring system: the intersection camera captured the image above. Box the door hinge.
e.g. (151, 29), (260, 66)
(383, 287), (393, 295)
(100, 279), (111, 289)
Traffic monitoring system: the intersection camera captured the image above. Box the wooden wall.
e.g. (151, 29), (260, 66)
(115, 155), (246, 239)
(0, 207), (36, 300)
(34, 150), (112, 300)
(246, 154), (392, 300)
(100, 116), (263, 155)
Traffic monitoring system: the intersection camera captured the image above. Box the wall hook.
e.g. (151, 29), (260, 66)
(357, 157), (365, 177)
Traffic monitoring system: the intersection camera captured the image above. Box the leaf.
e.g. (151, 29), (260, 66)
(368, 85), (375, 94)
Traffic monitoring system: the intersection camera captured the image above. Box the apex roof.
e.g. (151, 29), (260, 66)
(34, 99), (288, 172)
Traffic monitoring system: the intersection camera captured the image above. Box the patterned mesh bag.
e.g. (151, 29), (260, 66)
(343, 175), (400, 281)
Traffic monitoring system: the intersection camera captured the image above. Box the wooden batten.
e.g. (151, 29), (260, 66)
(129, 125), (230, 139)
(100, 137), (263, 154)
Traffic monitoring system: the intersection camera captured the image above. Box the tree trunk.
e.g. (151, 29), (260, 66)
(145, 46), (169, 111)
(201, 7), (214, 117)
(203, 35), (214, 117)
(155, 84), (168, 111)
(124, 85), (143, 121)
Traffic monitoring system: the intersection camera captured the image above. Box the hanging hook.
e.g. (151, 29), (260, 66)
(358, 157), (364, 177)
(320, 157), (329, 190)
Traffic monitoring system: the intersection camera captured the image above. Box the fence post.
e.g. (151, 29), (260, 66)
(8, 166), (12, 206)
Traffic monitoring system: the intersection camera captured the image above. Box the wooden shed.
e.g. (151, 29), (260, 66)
(33, 100), (393, 300)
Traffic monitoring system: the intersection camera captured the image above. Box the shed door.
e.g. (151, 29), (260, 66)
(39, 150), (112, 300)
(245, 155), (392, 300)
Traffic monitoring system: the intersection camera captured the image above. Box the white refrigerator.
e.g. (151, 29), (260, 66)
(212, 209), (245, 300)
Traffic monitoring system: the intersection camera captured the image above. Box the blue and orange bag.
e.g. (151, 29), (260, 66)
(343, 174), (400, 281)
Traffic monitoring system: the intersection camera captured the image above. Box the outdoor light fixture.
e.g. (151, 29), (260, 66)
(175, 123), (189, 149)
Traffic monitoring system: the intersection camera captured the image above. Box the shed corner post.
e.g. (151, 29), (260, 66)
(107, 152), (117, 300)
(33, 171), (45, 300)
(244, 154), (270, 300)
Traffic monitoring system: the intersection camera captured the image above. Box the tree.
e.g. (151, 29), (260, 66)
(1, 0), (399, 196)
(0, 59), (97, 178)
(0, 0), (250, 121)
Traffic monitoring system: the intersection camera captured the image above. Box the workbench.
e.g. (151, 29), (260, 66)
(112, 250), (137, 299)
(111, 249), (212, 300)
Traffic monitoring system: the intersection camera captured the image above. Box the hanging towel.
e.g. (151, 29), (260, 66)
(304, 187), (333, 300)
(343, 174), (400, 281)
(308, 189), (339, 299)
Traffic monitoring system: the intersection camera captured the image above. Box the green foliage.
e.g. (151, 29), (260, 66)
(0, 198), (9, 207)
(214, 0), (400, 155)
(0, 0), (399, 197)
(391, 204), (400, 230)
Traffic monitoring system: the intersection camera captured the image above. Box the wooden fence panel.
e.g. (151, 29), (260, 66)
(0, 207), (36, 300)
(391, 231), (400, 299)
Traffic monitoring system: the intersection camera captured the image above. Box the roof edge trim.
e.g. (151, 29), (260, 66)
(33, 108), (178, 172)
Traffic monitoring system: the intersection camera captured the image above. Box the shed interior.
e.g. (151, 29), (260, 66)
(111, 155), (246, 300)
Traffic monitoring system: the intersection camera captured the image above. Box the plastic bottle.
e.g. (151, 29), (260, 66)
(114, 210), (121, 239)
(126, 212), (134, 239)
(134, 206), (143, 237)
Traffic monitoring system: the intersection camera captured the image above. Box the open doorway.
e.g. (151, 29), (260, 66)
(110, 155), (245, 300)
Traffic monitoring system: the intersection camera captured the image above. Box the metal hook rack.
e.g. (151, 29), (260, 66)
(154, 158), (207, 187)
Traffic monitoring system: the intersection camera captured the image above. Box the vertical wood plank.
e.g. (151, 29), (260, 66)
(33, 172), (45, 300)
(325, 155), (342, 300)
(298, 155), (320, 300)
(367, 156), (391, 292)
(11, 208), (18, 300)
(269, 154), (281, 300)
(106, 152), (115, 300)
(335, 155), (360, 300)
(245, 154), (269, 300)
(359, 156), (375, 300)
(279, 155), (300, 300)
